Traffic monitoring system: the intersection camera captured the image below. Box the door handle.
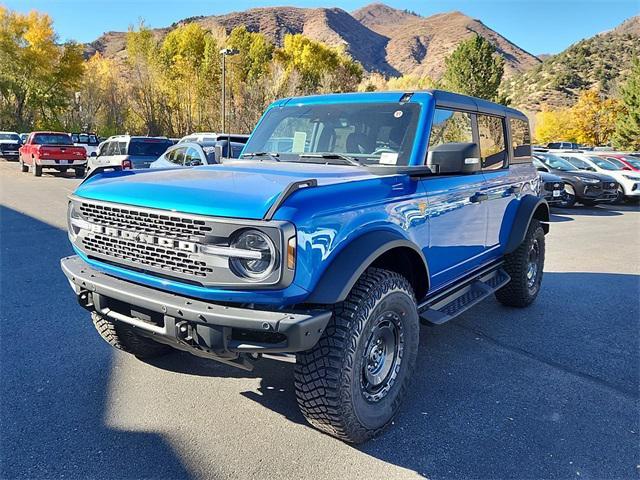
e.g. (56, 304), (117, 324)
(510, 184), (522, 194)
(470, 192), (488, 203)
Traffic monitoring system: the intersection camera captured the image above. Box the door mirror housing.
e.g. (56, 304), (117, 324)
(426, 142), (481, 174)
(536, 166), (548, 172)
(90, 151), (97, 157)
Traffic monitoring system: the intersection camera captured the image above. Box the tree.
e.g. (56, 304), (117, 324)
(534, 109), (575, 144)
(0, 6), (84, 130)
(386, 75), (438, 91)
(274, 34), (362, 95)
(613, 57), (640, 150)
(569, 88), (622, 146)
(441, 34), (504, 101)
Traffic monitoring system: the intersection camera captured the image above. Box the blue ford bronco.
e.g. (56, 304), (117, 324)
(62, 90), (549, 443)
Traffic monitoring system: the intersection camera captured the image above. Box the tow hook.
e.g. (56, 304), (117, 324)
(175, 321), (194, 343)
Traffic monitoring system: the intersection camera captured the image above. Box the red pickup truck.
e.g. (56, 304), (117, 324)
(19, 131), (87, 178)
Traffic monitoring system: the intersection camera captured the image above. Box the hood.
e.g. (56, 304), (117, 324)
(555, 169), (615, 182)
(0, 140), (20, 145)
(74, 160), (377, 219)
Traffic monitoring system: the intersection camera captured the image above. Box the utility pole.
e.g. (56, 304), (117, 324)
(219, 48), (239, 134)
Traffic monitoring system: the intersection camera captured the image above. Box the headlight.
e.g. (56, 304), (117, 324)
(577, 176), (599, 184)
(229, 229), (278, 280)
(623, 174), (640, 181)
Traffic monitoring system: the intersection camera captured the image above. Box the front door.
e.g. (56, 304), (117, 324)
(422, 108), (488, 290)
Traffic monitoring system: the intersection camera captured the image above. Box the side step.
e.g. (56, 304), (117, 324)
(419, 268), (510, 325)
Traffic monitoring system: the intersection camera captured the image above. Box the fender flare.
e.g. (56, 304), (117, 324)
(504, 195), (550, 254)
(304, 230), (429, 305)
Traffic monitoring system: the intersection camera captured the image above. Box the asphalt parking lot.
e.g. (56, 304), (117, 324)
(1, 160), (639, 480)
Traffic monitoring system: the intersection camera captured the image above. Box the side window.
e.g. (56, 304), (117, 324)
(117, 142), (127, 155)
(428, 109), (473, 149)
(172, 147), (186, 165)
(477, 114), (507, 170)
(102, 142), (114, 156)
(184, 147), (202, 166)
(510, 118), (532, 163)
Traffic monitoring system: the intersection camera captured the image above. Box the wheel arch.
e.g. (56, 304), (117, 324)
(304, 230), (430, 304)
(504, 195), (549, 254)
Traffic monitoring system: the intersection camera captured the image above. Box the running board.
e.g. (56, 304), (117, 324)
(419, 268), (510, 325)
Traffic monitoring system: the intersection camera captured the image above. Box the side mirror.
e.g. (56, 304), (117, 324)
(623, 166), (631, 171)
(188, 159), (202, 167)
(536, 166), (549, 172)
(588, 167), (596, 171)
(90, 151), (97, 157)
(426, 142), (481, 174)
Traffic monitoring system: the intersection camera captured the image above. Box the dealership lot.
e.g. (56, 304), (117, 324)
(1, 161), (638, 479)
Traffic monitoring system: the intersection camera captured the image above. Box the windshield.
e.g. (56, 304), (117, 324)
(32, 133), (73, 145)
(621, 156), (640, 169)
(243, 102), (421, 166)
(561, 156), (592, 170)
(0, 133), (20, 142)
(536, 153), (577, 171)
(127, 138), (172, 157)
(587, 156), (620, 170)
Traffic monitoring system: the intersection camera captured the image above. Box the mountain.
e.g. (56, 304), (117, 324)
(502, 16), (640, 112)
(83, 3), (539, 79)
(352, 3), (540, 79)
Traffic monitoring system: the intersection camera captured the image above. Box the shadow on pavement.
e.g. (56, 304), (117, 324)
(0, 206), (192, 479)
(151, 269), (640, 479)
(3, 204), (638, 479)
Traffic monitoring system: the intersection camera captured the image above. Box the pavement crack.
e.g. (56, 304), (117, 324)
(453, 322), (639, 401)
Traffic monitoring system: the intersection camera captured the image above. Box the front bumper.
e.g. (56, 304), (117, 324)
(0, 151), (19, 159)
(61, 255), (331, 367)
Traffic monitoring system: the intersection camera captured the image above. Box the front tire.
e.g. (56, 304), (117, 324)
(496, 220), (545, 307)
(91, 312), (173, 359)
(74, 167), (86, 178)
(557, 185), (576, 208)
(295, 268), (419, 443)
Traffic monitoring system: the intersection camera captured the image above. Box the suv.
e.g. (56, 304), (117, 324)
(87, 135), (173, 173)
(71, 132), (100, 157)
(61, 91), (549, 443)
(533, 153), (618, 207)
(0, 131), (22, 161)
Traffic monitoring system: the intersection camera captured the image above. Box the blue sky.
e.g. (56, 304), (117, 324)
(4, 0), (638, 55)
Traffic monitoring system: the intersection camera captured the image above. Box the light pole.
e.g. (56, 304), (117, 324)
(219, 48), (239, 134)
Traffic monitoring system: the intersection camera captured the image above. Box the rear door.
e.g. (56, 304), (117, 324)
(422, 107), (488, 289)
(476, 113), (520, 254)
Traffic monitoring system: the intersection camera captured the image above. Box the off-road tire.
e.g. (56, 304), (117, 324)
(74, 167), (85, 178)
(294, 268), (420, 443)
(496, 220), (545, 307)
(91, 312), (173, 359)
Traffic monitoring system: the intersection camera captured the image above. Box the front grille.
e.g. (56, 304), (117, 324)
(82, 233), (213, 278)
(544, 181), (564, 191)
(71, 198), (288, 288)
(79, 201), (213, 241)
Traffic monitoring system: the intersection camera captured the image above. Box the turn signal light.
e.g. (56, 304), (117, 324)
(287, 236), (296, 270)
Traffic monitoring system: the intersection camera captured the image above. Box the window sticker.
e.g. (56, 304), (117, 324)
(380, 152), (399, 165)
(292, 131), (307, 153)
(394, 110), (404, 118)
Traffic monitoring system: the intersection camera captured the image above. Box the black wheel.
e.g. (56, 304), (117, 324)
(91, 312), (173, 359)
(31, 159), (42, 177)
(614, 186), (625, 204)
(295, 268), (419, 443)
(557, 185), (576, 208)
(20, 158), (28, 172)
(74, 167), (86, 178)
(496, 220), (545, 308)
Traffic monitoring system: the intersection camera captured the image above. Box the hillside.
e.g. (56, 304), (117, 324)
(83, 3), (539, 79)
(502, 16), (640, 112)
(352, 3), (540, 79)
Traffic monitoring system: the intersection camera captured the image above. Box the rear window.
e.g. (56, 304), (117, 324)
(32, 133), (74, 145)
(127, 139), (172, 157)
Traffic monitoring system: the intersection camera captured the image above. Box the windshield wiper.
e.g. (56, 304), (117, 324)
(241, 152), (280, 162)
(297, 153), (364, 166)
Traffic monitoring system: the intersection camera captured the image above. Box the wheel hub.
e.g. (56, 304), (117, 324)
(361, 311), (404, 402)
(526, 239), (540, 288)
